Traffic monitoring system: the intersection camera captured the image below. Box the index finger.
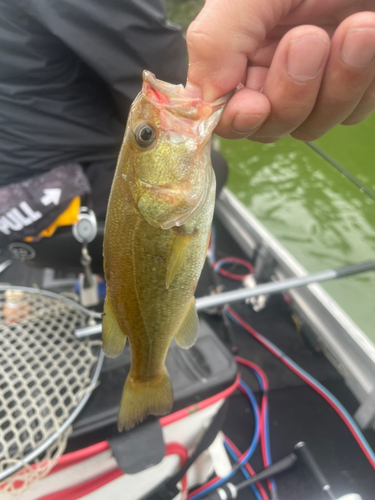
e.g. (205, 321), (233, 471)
(185, 0), (289, 102)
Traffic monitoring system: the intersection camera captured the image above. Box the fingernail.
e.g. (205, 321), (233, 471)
(287, 36), (329, 82)
(341, 28), (375, 68)
(231, 114), (264, 134)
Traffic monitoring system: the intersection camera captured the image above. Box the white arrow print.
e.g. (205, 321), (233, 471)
(41, 188), (62, 206)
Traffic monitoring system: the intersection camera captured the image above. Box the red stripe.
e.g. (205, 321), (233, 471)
(160, 373), (240, 426)
(50, 441), (110, 474)
(36, 443), (188, 500)
(36, 468), (124, 500)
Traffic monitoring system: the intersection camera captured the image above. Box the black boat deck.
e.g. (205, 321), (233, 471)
(204, 217), (375, 500)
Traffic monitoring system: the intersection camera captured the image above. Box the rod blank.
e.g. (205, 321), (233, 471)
(74, 260), (375, 339)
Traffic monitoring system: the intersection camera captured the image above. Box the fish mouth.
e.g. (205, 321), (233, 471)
(142, 70), (228, 121)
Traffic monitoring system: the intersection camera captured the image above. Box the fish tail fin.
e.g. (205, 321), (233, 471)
(117, 367), (173, 431)
(102, 296), (127, 358)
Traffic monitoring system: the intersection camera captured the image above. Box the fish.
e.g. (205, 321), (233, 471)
(102, 71), (226, 431)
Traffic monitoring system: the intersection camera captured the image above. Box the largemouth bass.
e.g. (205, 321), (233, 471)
(102, 71), (226, 431)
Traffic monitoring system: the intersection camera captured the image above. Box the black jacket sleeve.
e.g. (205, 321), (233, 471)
(22, 0), (187, 122)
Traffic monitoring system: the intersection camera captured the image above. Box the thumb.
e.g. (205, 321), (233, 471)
(186, 0), (303, 102)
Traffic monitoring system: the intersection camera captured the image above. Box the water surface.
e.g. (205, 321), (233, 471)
(221, 115), (375, 342)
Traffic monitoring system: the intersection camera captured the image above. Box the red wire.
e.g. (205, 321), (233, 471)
(160, 373), (240, 427)
(235, 357), (275, 498)
(214, 257), (254, 281)
(187, 430), (271, 500)
(50, 441), (110, 474)
(187, 376), (260, 499)
(228, 306), (375, 470)
(223, 435), (269, 500)
(234, 358), (269, 391)
(235, 360), (268, 448)
(165, 442), (189, 494)
(187, 477), (219, 499)
(36, 468), (124, 500)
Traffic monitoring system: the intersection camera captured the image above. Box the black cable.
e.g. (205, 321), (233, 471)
(200, 452), (298, 500)
(236, 453), (298, 492)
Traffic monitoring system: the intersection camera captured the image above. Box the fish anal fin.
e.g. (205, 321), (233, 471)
(174, 298), (199, 349)
(102, 296), (127, 358)
(118, 367), (173, 431)
(166, 231), (194, 289)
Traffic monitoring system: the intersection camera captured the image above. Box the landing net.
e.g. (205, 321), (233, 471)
(0, 287), (102, 499)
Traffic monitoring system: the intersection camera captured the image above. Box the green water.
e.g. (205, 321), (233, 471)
(220, 115), (375, 343)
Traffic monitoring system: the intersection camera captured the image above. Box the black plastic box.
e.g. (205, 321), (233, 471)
(71, 318), (237, 438)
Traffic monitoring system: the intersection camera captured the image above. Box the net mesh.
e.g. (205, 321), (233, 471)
(0, 289), (100, 498)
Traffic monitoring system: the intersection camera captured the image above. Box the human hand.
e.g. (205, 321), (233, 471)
(185, 0), (375, 142)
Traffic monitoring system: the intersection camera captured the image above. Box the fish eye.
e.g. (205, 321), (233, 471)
(134, 123), (156, 148)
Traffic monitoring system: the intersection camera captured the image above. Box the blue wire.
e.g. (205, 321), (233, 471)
(188, 380), (260, 500)
(238, 380), (261, 461)
(247, 364), (278, 500)
(227, 309), (279, 499)
(226, 310), (244, 329)
(223, 440), (263, 500)
(249, 369), (264, 391)
(207, 228), (277, 496)
(226, 309), (375, 466)
(214, 258), (234, 271)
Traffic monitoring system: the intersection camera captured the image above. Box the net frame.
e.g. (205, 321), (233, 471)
(0, 285), (104, 489)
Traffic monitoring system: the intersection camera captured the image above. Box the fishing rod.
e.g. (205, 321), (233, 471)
(305, 141), (375, 202)
(74, 259), (375, 338)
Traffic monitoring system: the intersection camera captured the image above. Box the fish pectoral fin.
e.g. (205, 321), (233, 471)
(166, 231), (194, 289)
(174, 298), (199, 349)
(117, 367), (173, 431)
(102, 297), (127, 358)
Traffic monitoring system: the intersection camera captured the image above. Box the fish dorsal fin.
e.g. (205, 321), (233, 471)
(174, 298), (199, 349)
(102, 296), (127, 358)
(166, 231), (194, 289)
